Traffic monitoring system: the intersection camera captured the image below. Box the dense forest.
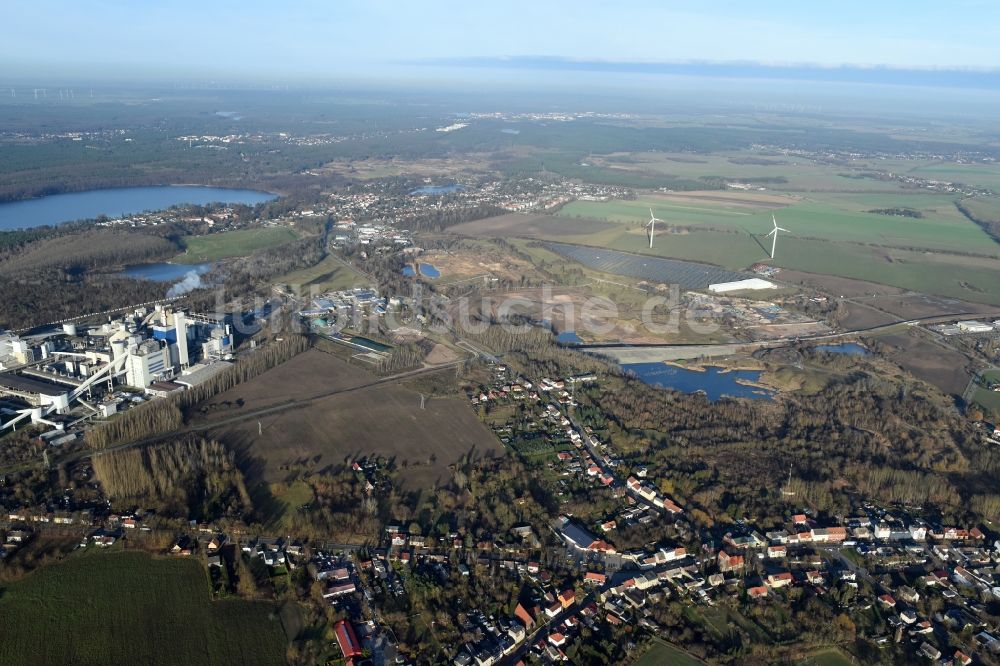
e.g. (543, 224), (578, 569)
(91, 436), (251, 520)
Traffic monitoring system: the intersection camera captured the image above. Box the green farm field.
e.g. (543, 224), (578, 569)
(590, 151), (917, 192)
(961, 195), (1000, 224)
(0, 551), (287, 666)
(273, 254), (370, 292)
(560, 192), (997, 254)
(797, 648), (856, 666)
(177, 226), (299, 263)
(909, 162), (1000, 190)
(972, 369), (1000, 419)
(632, 639), (704, 666)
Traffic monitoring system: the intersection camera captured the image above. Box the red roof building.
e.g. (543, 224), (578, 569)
(334, 620), (363, 659)
(514, 603), (536, 629)
(718, 550), (745, 573)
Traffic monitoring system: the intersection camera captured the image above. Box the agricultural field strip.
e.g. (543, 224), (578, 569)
(561, 194), (1000, 254)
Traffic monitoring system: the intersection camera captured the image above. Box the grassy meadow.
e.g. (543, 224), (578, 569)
(273, 254), (370, 292)
(177, 227), (299, 263)
(632, 639), (704, 666)
(797, 648), (857, 666)
(972, 369), (1000, 419)
(0, 550), (288, 666)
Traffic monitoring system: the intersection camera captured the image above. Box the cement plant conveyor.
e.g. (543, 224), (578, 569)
(0, 351), (129, 433)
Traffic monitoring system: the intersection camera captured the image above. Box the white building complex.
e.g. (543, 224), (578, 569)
(0, 305), (236, 431)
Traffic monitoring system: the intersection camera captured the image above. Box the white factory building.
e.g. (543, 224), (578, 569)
(0, 331), (36, 369)
(708, 278), (777, 293)
(1, 306), (236, 432)
(956, 320), (995, 334)
(125, 339), (172, 388)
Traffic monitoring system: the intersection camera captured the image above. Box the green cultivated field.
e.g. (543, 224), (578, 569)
(962, 195), (1000, 224)
(633, 639), (704, 666)
(561, 194), (997, 253)
(909, 162), (1000, 190)
(0, 551), (287, 666)
(518, 188), (1000, 303)
(177, 227), (299, 263)
(590, 152), (919, 192)
(500, 222), (1000, 304)
(972, 369), (1000, 419)
(274, 254), (370, 291)
(797, 648), (856, 666)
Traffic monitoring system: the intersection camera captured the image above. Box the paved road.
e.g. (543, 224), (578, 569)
(495, 593), (595, 666)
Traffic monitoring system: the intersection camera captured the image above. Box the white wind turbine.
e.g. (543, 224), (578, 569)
(767, 214), (790, 259)
(646, 208), (663, 249)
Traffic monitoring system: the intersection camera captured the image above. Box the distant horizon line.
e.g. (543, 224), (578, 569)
(418, 56), (1000, 89)
(3, 55), (1000, 91)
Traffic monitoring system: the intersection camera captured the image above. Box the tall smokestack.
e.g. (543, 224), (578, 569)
(175, 311), (189, 368)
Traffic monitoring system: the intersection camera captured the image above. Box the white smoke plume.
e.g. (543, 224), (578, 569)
(167, 270), (204, 297)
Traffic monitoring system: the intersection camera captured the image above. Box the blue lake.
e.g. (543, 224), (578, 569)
(410, 184), (465, 195)
(623, 362), (774, 401)
(556, 331), (582, 344)
(0, 186), (276, 231)
(815, 343), (870, 356)
(402, 263), (441, 278)
(121, 262), (213, 282)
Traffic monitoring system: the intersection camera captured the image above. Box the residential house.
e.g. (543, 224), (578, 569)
(514, 603), (536, 629)
(767, 572), (794, 589)
(878, 594), (896, 608)
(810, 526), (847, 543)
(917, 643), (941, 660)
(718, 551), (745, 573)
(806, 571), (825, 585)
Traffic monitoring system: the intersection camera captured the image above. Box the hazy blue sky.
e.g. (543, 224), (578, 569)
(3, 0), (998, 81)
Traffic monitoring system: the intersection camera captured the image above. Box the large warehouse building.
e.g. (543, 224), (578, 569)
(0, 373), (70, 412)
